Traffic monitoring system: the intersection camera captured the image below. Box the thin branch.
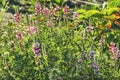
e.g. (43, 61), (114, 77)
(71, 0), (100, 6)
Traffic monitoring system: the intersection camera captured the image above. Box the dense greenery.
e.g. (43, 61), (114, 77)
(0, 0), (120, 79)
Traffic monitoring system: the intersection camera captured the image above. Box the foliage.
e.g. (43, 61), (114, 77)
(107, 0), (120, 8)
(0, 0), (120, 80)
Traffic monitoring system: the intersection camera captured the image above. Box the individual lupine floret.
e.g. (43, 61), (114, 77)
(90, 50), (95, 61)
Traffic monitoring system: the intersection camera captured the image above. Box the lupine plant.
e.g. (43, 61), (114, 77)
(0, 0), (120, 80)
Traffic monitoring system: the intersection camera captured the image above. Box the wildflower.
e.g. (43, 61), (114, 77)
(90, 50), (95, 61)
(83, 51), (87, 60)
(93, 63), (99, 74)
(30, 26), (39, 34)
(99, 38), (105, 48)
(73, 12), (78, 19)
(35, 3), (41, 14)
(25, 26), (39, 35)
(110, 42), (115, 47)
(109, 42), (120, 60)
(64, 5), (69, 14)
(33, 42), (40, 56)
(16, 32), (22, 40)
(55, 6), (61, 11)
(50, 8), (54, 16)
(26, 26), (32, 34)
(93, 63), (99, 70)
(14, 13), (20, 23)
(42, 7), (49, 15)
(109, 42), (117, 54)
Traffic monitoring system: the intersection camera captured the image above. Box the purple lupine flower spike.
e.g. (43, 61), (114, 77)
(73, 12), (78, 19)
(35, 3), (41, 14)
(42, 7), (49, 15)
(55, 6), (61, 11)
(99, 38), (105, 48)
(50, 8), (54, 16)
(93, 63), (99, 74)
(83, 51), (87, 60)
(90, 50), (95, 61)
(16, 32), (22, 40)
(33, 42), (40, 56)
(64, 5), (69, 14)
(109, 42), (120, 60)
(93, 63), (99, 70)
(14, 13), (20, 23)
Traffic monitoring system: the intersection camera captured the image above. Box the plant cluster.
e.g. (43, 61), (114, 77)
(0, 0), (120, 80)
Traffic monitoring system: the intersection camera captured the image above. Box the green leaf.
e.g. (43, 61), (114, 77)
(77, 9), (86, 14)
(55, 0), (61, 4)
(0, 12), (5, 23)
(84, 10), (100, 18)
(78, 14), (85, 19)
(107, 0), (120, 8)
(103, 8), (119, 15)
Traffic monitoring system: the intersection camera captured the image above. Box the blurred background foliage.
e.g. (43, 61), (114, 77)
(0, 0), (119, 14)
